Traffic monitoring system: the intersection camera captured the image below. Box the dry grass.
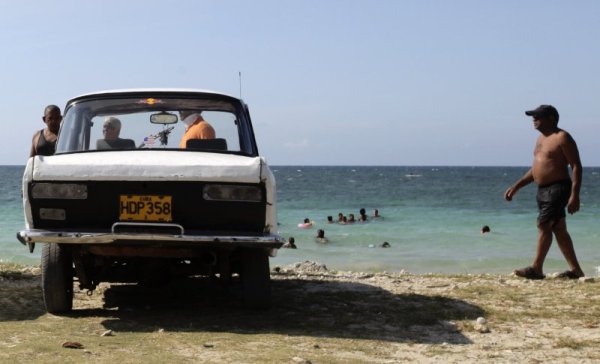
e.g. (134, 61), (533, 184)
(1, 263), (599, 363)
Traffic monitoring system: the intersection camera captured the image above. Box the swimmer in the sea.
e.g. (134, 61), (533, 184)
(282, 237), (297, 249)
(359, 208), (368, 222)
(298, 218), (313, 228)
(372, 209), (383, 219)
(347, 214), (356, 223)
(315, 229), (329, 244)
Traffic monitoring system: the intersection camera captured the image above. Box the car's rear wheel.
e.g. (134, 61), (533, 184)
(240, 248), (271, 309)
(41, 244), (74, 314)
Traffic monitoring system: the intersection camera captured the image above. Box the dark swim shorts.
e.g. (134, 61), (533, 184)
(536, 179), (572, 224)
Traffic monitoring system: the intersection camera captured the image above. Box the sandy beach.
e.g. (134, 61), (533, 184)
(1, 261), (599, 363)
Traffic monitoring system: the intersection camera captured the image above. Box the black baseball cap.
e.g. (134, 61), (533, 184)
(525, 104), (559, 121)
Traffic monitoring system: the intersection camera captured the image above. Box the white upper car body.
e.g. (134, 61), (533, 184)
(19, 89), (279, 246)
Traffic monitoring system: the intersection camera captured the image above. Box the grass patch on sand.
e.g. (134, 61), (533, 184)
(1, 263), (599, 363)
(451, 277), (600, 325)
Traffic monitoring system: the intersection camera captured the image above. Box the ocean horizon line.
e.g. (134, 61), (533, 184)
(271, 165), (534, 168)
(4, 164), (600, 168)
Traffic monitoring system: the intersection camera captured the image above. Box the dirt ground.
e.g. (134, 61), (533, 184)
(1, 261), (599, 363)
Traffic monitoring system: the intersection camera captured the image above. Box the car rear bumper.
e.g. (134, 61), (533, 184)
(17, 228), (283, 249)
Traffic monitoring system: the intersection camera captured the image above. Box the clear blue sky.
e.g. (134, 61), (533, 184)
(1, 1), (599, 166)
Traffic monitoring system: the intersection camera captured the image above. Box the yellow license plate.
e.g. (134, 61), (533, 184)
(119, 195), (172, 222)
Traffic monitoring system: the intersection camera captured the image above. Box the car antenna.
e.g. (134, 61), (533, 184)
(238, 71), (242, 99)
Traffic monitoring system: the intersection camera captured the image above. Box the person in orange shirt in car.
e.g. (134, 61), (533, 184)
(178, 110), (215, 148)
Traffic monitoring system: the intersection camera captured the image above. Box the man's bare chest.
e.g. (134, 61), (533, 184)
(534, 138), (563, 160)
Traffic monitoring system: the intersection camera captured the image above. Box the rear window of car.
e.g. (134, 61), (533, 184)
(56, 95), (255, 155)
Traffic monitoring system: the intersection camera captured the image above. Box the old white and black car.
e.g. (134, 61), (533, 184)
(18, 89), (281, 313)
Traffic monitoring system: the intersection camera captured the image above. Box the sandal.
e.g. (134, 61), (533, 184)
(513, 266), (545, 280)
(555, 270), (583, 279)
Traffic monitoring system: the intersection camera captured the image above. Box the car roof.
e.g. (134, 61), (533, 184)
(69, 88), (239, 102)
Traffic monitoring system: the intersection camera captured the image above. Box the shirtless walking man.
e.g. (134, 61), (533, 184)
(504, 104), (584, 279)
(30, 105), (62, 157)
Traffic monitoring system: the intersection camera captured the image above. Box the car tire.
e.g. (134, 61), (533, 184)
(41, 244), (74, 314)
(240, 248), (271, 309)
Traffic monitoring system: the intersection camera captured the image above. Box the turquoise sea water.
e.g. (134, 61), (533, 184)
(1, 165), (599, 275)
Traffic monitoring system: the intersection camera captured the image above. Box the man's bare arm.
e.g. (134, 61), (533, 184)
(561, 132), (582, 213)
(29, 132), (39, 158)
(504, 168), (534, 201)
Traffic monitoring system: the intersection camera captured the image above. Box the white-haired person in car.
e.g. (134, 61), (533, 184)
(96, 117), (135, 149)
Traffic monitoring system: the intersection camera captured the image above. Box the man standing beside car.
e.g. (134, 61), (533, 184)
(30, 105), (62, 157)
(178, 110), (215, 148)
